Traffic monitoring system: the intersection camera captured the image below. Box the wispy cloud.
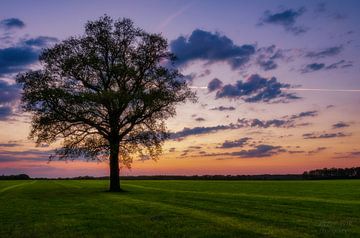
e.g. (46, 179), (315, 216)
(170, 124), (238, 140)
(301, 60), (353, 73)
(303, 132), (350, 139)
(305, 46), (343, 58)
(0, 18), (25, 30)
(332, 122), (350, 129)
(0, 149), (52, 163)
(217, 137), (251, 149)
(170, 109), (318, 140)
(258, 8), (307, 35)
(210, 106), (236, 111)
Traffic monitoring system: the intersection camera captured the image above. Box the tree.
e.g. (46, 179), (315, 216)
(17, 16), (196, 192)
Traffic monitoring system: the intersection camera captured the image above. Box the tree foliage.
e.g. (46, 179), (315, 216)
(17, 16), (196, 172)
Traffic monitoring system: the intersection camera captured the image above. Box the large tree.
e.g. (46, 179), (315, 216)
(17, 16), (196, 191)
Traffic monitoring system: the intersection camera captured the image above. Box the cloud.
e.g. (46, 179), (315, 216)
(325, 60), (353, 69)
(218, 137), (251, 149)
(313, 3), (347, 21)
(195, 117), (206, 122)
(0, 149), (51, 163)
(170, 29), (256, 69)
(0, 18), (25, 30)
(303, 132), (350, 139)
(0, 28), (57, 76)
(0, 143), (21, 147)
(179, 146), (203, 157)
(24, 36), (58, 47)
(332, 122), (350, 129)
(170, 109), (318, 140)
(0, 80), (21, 103)
(257, 59), (277, 71)
(259, 8), (307, 35)
(230, 144), (285, 158)
(237, 118), (293, 128)
(289, 110), (318, 120)
(308, 147), (327, 155)
(189, 146), (202, 150)
(0, 46), (39, 75)
(215, 74), (299, 103)
(305, 46), (343, 58)
(182, 73), (197, 83)
(349, 151), (360, 157)
(237, 110), (318, 129)
(0, 106), (13, 120)
(180, 150), (190, 156)
(207, 78), (223, 92)
(301, 60), (353, 73)
(170, 124), (237, 139)
(255, 45), (287, 71)
(183, 70), (212, 83)
(198, 69), (211, 78)
(210, 106), (236, 111)
(288, 150), (305, 154)
(334, 151), (360, 159)
(302, 63), (325, 72)
(0, 80), (21, 120)
(189, 144), (286, 159)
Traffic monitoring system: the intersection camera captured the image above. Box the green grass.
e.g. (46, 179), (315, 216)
(0, 180), (359, 237)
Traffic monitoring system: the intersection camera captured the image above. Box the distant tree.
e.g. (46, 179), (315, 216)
(17, 16), (196, 191)
(303, 167), (360, 179)
(0, 174), (30, 180)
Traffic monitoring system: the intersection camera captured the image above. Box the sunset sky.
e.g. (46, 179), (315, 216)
(1, 0), (359, 177)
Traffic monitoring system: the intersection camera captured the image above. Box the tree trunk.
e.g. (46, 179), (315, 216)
(109, 140), (121, 192)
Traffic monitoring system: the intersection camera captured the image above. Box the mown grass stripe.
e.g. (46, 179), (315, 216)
(0, 181), (36, 194)
(123, 183), (360, 205)
(1, 180), (358, 238)
(52, 180), (82, 189)
(108, 194), (312, 238)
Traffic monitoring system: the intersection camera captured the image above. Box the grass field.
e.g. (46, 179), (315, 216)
(0, 180), (359, 238)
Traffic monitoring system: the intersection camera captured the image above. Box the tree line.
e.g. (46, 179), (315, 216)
(2, 167), (359, 180)
(302, 167), (360, 179)
(0, 174), (31, 180)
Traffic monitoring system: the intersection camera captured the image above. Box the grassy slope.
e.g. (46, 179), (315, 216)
(0, 180), (359, 238)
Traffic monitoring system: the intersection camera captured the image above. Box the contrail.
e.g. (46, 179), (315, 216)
(156, 2), (195, 31)
(283, 88), (360, 92)
(189, 86), (207, 89)
(189, 86), (360, 92)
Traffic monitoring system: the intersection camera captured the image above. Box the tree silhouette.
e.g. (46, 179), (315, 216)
(17, 16), (196, 192)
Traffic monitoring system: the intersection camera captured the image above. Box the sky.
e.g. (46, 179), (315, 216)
(0, 0), (359, 177)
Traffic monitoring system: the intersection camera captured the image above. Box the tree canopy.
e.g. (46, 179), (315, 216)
(17, 15), (196, 191)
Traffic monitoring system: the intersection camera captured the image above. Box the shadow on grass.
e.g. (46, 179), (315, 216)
(104, 188), (130, 194)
